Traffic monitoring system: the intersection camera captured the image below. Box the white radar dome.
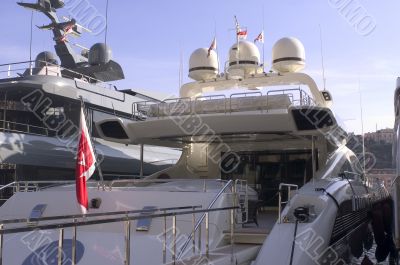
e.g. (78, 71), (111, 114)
(272, 37), (305, 73)
(188, 48), (218, 81)
(227, 41), (260, 78)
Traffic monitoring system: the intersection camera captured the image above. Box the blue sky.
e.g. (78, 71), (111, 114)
(1, 0), (399, 134)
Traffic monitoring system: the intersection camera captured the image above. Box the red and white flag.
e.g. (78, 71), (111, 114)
(254, 31), (264, 43)
(237, 29), (248, 40)
(75, 108), (96, 214)
(208, 37), (217, 57)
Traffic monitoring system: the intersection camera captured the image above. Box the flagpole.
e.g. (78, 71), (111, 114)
(79, 97), (105, 189)
(234, 16), (240, 64)
(214, 18), (220, 74)
(262, 7), (265, 73)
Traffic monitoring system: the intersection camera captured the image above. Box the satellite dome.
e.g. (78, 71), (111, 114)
(272, 37), (305, 73)
(35, 51), (59, 68)
(188, 48), (218, 81)
(227, 41), (260, 78)
(89, 43), (112, 65)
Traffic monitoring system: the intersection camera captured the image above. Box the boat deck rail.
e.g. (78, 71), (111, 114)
(0, 118), (57, 137)
(0, 179), (231, 199)
(0, 179), (246, 265)
(278, 183), (299, 223)
(0, 60), (115, 90)
(0, 202), (239, 265)
(133, 88), (316, 119)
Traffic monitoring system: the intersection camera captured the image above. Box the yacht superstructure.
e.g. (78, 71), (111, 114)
(0, 0), (179, 187)
(0, 30), (395, 264)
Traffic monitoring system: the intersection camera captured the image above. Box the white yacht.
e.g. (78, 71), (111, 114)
(0, 35), (395, 264)
(0, 0), (179, 189)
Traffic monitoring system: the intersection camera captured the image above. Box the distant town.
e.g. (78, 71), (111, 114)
(348, 128), (395, 187)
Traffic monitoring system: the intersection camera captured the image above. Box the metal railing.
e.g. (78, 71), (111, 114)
(0, 203), (238, 265)
(132, 88), (315, 119)
(0, 60), (115, 90)
(177, 180), (235, 260)
(0, 184), (239, 265)
(278, 183), (299, 223)
(0, 179), (231, 200)
(0, 119), (57, 137)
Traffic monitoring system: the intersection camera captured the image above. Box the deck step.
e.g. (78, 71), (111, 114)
(222, 228), (269, 245)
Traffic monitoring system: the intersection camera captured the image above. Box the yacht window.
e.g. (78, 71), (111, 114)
(92, 110), (131, 138)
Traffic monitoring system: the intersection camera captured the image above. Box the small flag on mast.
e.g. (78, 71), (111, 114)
(208, 37), (217, 57)
(75, 107), (96, 214)
(254, 31), (264, 43)
(237, 29), (248, 40)
(234, 16), (247, 40)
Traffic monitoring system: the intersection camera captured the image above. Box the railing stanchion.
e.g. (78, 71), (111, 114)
(57, 228), (64, 265)
(71, 220), (77, 265)
(0, 224), (3, 265)
(205, 212), (209, 258)
(230, 208), (235, 262)
(192, 208), (195, 254)
(163, 211), (167, 263)
(172, 215), (177, 264)
(124, 220), (131, 265)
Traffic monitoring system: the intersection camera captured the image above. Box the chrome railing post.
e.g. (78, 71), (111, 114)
(163, 211), (167, 264)
(172, 215), (177, 264)
(71, 219), (77, 265)
(205, 212), (209, 257)
(0, 224), (3, 265)
(192, 208), (195, 254)
(57, 228), (64, 265)
(124, 220), (131, 265)
(198, 223), (201, 254)
(278, 187), (282, 223)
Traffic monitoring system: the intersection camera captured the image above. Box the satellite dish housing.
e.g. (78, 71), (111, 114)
(89, 43), (112, 65)
(227, 40), (260, 79)
(272, 37), (305, 73)
(188, 48), (218, 81)
(35, 51), (59, 68)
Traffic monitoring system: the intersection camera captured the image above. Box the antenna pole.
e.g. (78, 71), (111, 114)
(214, 18), (220, 74)
(104, 0), (109, 45)
(29, 11), (34, 74)
(234, 16), (240, 60)
(358, 79), (366, 175)
(262, 7), (265, 73)
(178, 44), (183, 90)
(319, 25), (327, 90)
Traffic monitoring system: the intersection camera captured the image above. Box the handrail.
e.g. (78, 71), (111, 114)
(0, 179), (229, 194)
(278, 183), (299, 223)
(0, 206), (237, 235)
(0, 205), (238, 265)
(0, 60), (112, 86)
(177, 179), (234, 259)
(0, 205), (202, 225)
(0, 119), (56, 137)
(109, 178), (228, 189)
(229, 91), (262, 113)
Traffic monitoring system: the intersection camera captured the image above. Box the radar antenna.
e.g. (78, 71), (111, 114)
(17, 0), (125, 82)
